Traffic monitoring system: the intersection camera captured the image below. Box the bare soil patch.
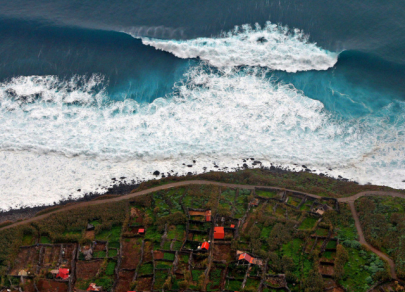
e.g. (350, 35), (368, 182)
(75, 259), (103, 280)
(93, 242), (106, 252)
(42, 245), (61, 266)
(10, 246), (40, 275)
(37, 279), (68, 292)
(115, 269), (135, 292)
(143, 241), (153, 262)
(135, 276), (153, 291)
(213, 244), (233, 262)
(319, 264), (334, 276)
(85, 230), (95, 240)
(121, 238), (142, 269)
(153, 250), (164, 260)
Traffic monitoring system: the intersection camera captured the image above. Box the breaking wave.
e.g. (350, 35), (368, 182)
(1, 65), (405, 210)
(140, 22), (338, 72)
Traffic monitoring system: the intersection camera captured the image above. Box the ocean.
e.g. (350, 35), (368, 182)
(0, 0), (404, 211)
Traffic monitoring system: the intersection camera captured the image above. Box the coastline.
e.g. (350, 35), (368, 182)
(0, 181), (140, 224)
(2, 164), (403, 225)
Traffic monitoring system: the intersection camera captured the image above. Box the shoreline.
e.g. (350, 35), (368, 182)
(1, 164), (402, 224)
(0, 181), (140, 224)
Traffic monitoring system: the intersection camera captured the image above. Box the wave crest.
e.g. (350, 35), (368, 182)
(140, 22), (338, 72)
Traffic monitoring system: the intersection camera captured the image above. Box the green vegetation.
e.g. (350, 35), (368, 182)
(340, 245), (386, 291)
(163, 252), (175, 261)
(138, 262), (153, 275)
(40, 236), (51, 244)
(93, 250), (106, 258)
(108, 241), (120, 248)
(256, 190), (277, 198)
(95, 225), (122, 242)
(299, 217), (317, 230)
(105, 261), (116, 276)
(0, 170), (401, 292)
(108, 249), (118, 257)
(356, 196), (405, 278)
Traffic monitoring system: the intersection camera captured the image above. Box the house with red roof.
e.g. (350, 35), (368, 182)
(201, 241), (210, 251)
(56, 268), (70, 280)
(238, 252), (263, 266)
(214, 227), (224, 239)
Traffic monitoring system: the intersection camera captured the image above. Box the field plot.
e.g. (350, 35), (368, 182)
(42, 245), (61, 266)
(142, 241), (153, 262)
(120, 238), (142, 269)
(299, 217), (318, 230)
(37, 280), (68, 292)
(256, 189), (279, 199)
(10, 246), (40, 275)
(75, 259), (103, 280)
(115, 270), (135, 292)
(135, 276), (153, 291)
(206, 265), (225, 291)
(60, 244), (76, 267)
(213, 244), (234, 262)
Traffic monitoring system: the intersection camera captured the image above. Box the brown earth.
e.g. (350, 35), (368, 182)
(135, 276), (153, 291)
(213, 244), (234, 262)
(142, 241), (153, 262)
(153, 250), (164, 260)
(93, 242), (106, 252)
(42, 245), (61, 267)
(85, 230), (95, 240)
(10, 246), (40, 275)
(75, 259), (103, 280)
(121, 238), (142, 269)
(319, 264), (334, 276)
(37, 279), (68, 292)
(115, 269), (135, 292)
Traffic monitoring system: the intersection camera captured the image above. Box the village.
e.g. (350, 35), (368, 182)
(0, 184), (392, 292)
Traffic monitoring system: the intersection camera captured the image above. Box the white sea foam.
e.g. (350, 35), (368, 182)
(0, 68), (404, 211)
(140, 22), (338, 72)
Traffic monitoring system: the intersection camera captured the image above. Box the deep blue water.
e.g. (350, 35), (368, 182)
(0, 0), (404, 210)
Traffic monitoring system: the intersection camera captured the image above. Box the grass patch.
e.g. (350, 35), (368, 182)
(341, 247), (380, 292)
(22, 234), (34, 246)
(256, 190), (277, 198)
(106, 261), (116, 276)
(93, 250), (106, 258)
(299, 217), (317, 230)
(225, 279), (242, 290)
(108, 241), (120, 248)
(326, 240), (337, 249)
(156, 261), (172, 269)
(95, 225), (121, 242)
(172, 241), (182, 251)
(144, 226), (162, 243)
(138, 263), (153, 275)
(108, 249), (118, 257)
(40, 236), (52, 244)
(163, 252), (175, 261)
(192, 270), (204, 281)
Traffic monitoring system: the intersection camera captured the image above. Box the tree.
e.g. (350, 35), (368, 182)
(249, 225), (261, 240)
(334, 244), (349, 281)
(303, 269), (324, 292)
(281, 255), (295, 272)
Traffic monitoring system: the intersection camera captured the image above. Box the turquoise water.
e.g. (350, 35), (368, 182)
(0, 1), (404, 210)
